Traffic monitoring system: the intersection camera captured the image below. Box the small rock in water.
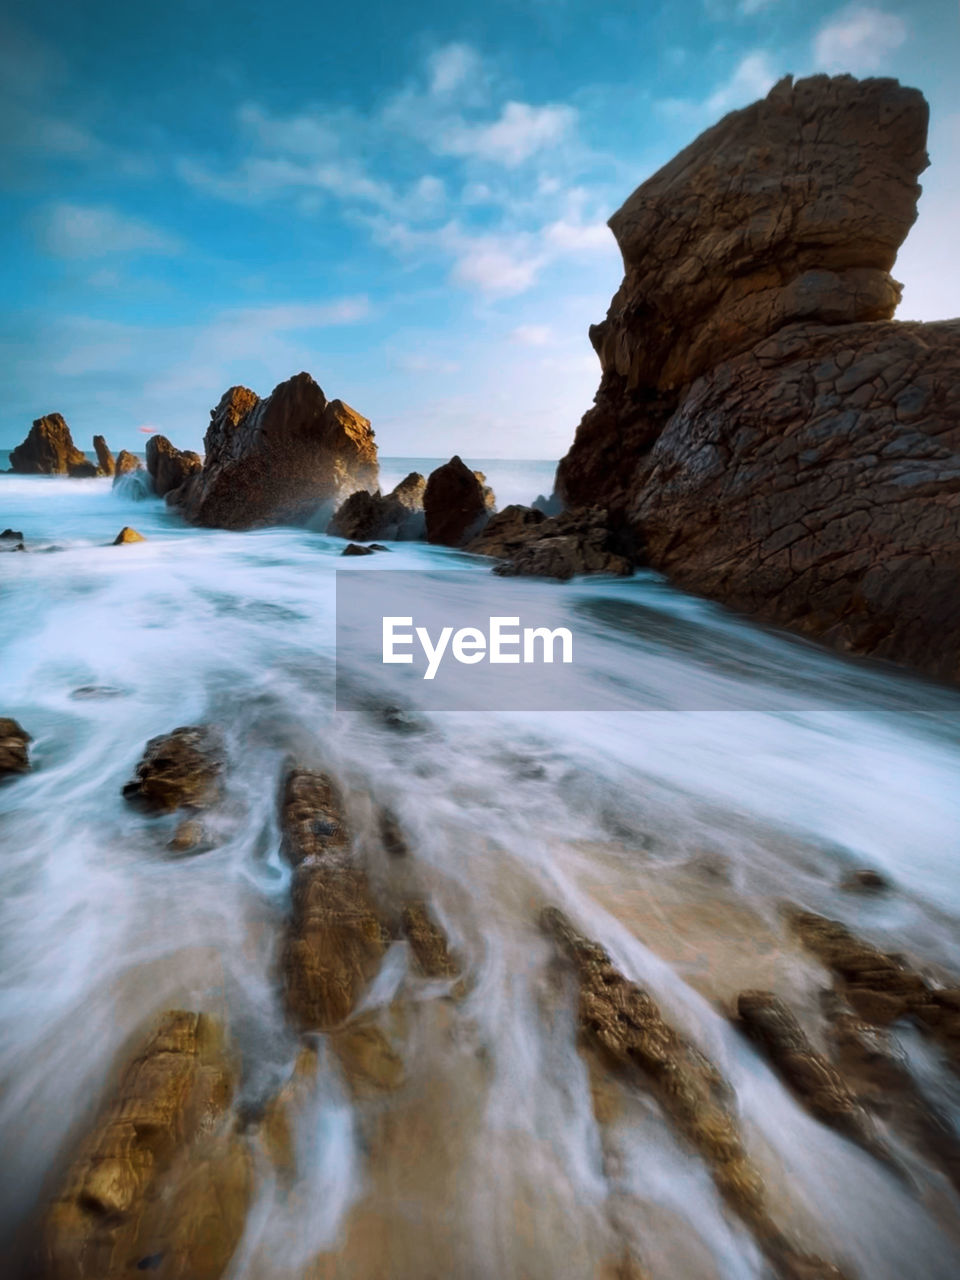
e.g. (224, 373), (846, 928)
(70, 685), (127, 700)
(0, 718), (31, 777)
(113, 526), (146, 545)
(841, 867), (891, 892)
(341, 542), (376, 556)
(1, 528), (24, 541)
(167, 818), (208, 855)
(123, 725), (224, 812)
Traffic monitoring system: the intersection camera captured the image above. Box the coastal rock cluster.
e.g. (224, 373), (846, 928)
(556, 73), (960, 680)
(8, 414), (109, 477)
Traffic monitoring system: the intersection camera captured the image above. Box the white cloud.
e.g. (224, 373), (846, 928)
(813, 6), (908, 74)
(36, 203), (181, 258)
(511, 324), (553, 346)
(439, 101), (577, 167)
(427, 43), (482, 96)
(705, 51), (778, 115)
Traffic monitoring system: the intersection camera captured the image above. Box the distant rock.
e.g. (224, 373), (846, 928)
(123, 725), (224, 813)
(468, 505), (633, 580)
(0, 718), (31, 778)
(68, 460), (98, 478)
(328, 471), (426, 541)
(146, 434), (203, 498)
(113, 449), (142, 478)
(554, 74), (960, 682)
(112, 526), (145, 545)
(423, 456), (495, 546)
(1, 529), (23, 541)
(9, 413), (87, 475)
(93, 435), (115, 476)
(170, 372), (379, 530)
(341, 542), (376, 556)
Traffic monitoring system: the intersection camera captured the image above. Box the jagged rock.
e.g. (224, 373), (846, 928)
(1, 528), (24, 541)
(468, 505), (633, 580)
(328, 471), (426, 541)
(279, 769), (386, 1029)
(542, 906), (847, 1280)
(0, 717), (31, 777)
(93, 435), (115, 476)
(36, 1010), (249, 1280)
(112, 526), (145, 545)
(146, 435), (203, 498)
(68, 460), (98, 478)
(113, 449), (142, 478)
(170, 373), (378, 530)
(554, 75), (960, 682)
(123, 726), (224, 813)
(423, 456), (495, 546)
(9, 413), (87, 474)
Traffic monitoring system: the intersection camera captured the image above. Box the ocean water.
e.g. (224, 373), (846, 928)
(2, 466), (960, 1277)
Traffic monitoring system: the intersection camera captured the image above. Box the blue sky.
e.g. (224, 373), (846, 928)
(1, 0), (957, 458)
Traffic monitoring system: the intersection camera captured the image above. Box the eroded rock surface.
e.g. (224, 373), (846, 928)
(555, 74), (960, 681)
(329, 471), (426, 541)
(93, 436), (115, 476)
(122, 726), (224, 813)
(9, 414), (87, 475)
(423, 456), (495, 546)
(146, 435), (203, 499)
(468, 505), (633, 580)
(0, 717), (31, 777)
(113, 450), (142, 479)
(170, 373), (378, 530)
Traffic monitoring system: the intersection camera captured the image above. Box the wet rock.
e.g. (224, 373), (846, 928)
(840, 868), (890, 893)
(0, 717), (31, 777)
(93, 435), (115, 476)
(171, 372), (378, 530)
(146, 435), (203, 498)
(36, 1010), (250, 1280)
(469, 505), (633, 580)
(113, 450), (143, 478)
(402, 901), (461, 980)
(113, 526), (146, 545)
(341, 542), (376, 556)
(70, 685), (126, 700)
(331, 1020), (405, 1095)
(379, 810), (409, 858)
(68, 460), (98, 478)
(279, 769), (387, 1029)
(9, 413), (87, 474)
(1, 528), (24, 541)
(736, 990), (885, 1159)
(123, 726), (224, 813)
(542, 907), (847, 1280)
(167, 819), (209, 855)
(423, 456), (496, 546)
(328, 471), (426, 542)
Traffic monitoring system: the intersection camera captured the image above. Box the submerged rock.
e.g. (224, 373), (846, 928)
(93, 434), (115, 476)
(123, 726), (224, 813)
(9, 414), (87, 475)
(402, 901), (461, 980)
(423, 456), (495, 546)
(112, 526), (145, 545)
(329, 471), (426, 542)
(146, 435), (203, 498)
(171, 372), (378, 530)
(0, 717), (31, 777)
(468, 505), (633, 580)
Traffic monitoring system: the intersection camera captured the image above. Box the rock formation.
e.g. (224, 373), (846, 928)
(468, 505), (633, 579)
(169, 372), (378, 530)
(423, 456), (495, 546)
(0, 718), (31, 777)
(328, 471), (426, 541)
(112, 526), (145, 545)
(92, 435), (115, 476)
(146, 434), (203, 499)
(123, 726), (224, 813)
(556, 74), (960, 682)
(9, 414), (87, 475)
(113, 449), (142, 478)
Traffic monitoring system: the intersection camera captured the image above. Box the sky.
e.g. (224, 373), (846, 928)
(1, 0), (957, 459)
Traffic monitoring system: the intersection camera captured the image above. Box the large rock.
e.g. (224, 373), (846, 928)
(468, 504), (633, 580)
(146, 435), (203, 498)
(553, 75), (960, 681)
(9, 414), (87, 475)
(93, 435), (115, 476)
(0, 718), (31, 777)
(328, 471), (426, 541)
(171, 372), (378, 530)
(423, 456), (495, 546)
(123, 726), (224, 813)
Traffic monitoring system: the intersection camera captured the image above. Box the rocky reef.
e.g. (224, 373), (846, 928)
(554, 73), (960, 680)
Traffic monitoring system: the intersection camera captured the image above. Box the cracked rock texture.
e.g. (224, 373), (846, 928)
(555, 74), (960, 681)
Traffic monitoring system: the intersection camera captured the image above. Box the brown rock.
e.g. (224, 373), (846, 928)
(112, 526), (145, 545)
(341, 542), (376, 556)
(93, 435), (115, 476)
(36, 1010), (249, 1280)
(553, 76), (960, 682)
(122, 726), (224, 813)
(113, 449), (142, 478)
(328, 471), (426, 541)
(0, 717), (31, 777)
(469, 505), (633, 580)
(402, 901), (461, 980)
(9, 413), (87, 474)
(279, 769), (386, 1029)
(423, 456), (495, 546)
(146, 434), (203, 498)
(331, 1021), (405, 1095)
(68, 460), (98, 478)
(171, 372), (378, 530)
(840, 868), (890, 893)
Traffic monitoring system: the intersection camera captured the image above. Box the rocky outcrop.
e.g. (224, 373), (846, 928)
(468, 505), (633, 580)
(112, 526), (145, 545)
(146, 435), (203, 498)
(93, 436), (115, 476)
(169, 373), (378, 530)
(328, 471), (426, 541)
(423, 456), (495, 546)
(113, 449), (142, 478)
(123, 726), (224, 813)
(9, 414), (87, 475)
(555, 75), (960, 682)
(37, 1010), (249, 1280)
(0, 718), (31, 777)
